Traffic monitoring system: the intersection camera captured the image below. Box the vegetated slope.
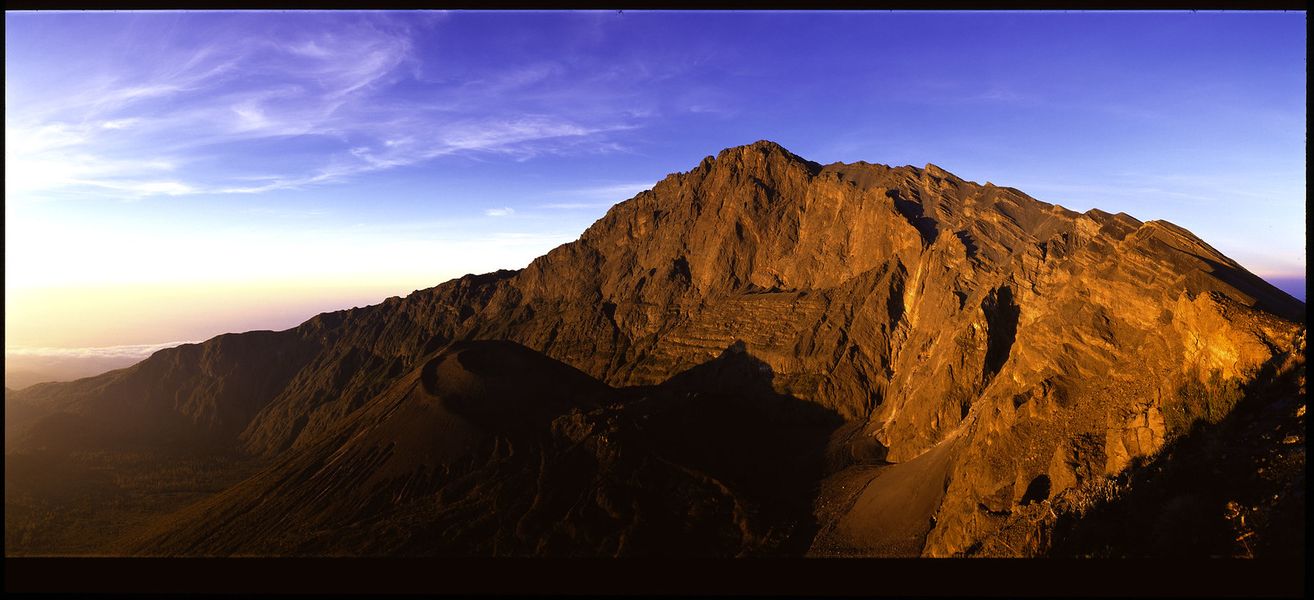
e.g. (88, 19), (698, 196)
(6, 141), (1304, 557)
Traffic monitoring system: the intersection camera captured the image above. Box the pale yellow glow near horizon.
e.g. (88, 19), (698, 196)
(3, 213), (449, 349)
(4, 279), (441, 349)
(4, 201), (580, 350)
(2, 230), (567, 349)
(3, 208), (560, 288)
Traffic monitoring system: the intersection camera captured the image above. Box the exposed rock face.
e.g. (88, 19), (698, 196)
(5, 141), (1304, 557)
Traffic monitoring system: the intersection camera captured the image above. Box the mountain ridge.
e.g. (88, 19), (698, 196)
(6, 140), (1304, 557)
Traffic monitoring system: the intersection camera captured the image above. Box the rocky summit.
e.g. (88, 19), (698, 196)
(5, 141), (1305, 558)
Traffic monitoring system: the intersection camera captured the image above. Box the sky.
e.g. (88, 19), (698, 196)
(4, 11), (1307, 371)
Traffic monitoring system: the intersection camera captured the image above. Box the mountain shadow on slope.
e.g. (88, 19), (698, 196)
(625, 340), (846, 554)
(420, 339), (613, 433)
(121, 340), (845, 556)
(1040, 342), (1306, 558)
(6, 141), (1306, 559)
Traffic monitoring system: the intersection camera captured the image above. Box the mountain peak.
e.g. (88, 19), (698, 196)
(743, 139), (791, 152)
(6, 142), (1304, 560)
(714, 139), (800, 160)
(699, 140), (821, 179)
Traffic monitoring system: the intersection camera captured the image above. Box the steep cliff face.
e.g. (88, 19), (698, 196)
(6, 141), (1303, 557)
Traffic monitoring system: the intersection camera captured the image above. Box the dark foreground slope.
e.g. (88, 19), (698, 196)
(5, 141), (1304, 557)
(118, 340), (839, 556)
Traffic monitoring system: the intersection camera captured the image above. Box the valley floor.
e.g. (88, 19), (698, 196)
(5, 449), (265, 556)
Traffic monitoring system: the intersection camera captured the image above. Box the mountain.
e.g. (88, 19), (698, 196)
(4, 352), (147, 391)
(5, 141), (1305, 557)
(4, 369), (63, 391)
(116, 340), (840, 556)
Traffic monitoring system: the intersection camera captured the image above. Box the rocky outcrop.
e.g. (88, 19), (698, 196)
(6, 141), (1304, 557)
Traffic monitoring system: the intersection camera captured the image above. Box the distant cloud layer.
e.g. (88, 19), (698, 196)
(5, 341), (198, 360)
(5, 340), (199, 387)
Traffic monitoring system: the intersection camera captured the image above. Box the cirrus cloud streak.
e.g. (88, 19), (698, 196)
(5, 13), (647, 200)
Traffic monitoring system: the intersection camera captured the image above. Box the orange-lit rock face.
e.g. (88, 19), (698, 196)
(6, 141), (1304, 557)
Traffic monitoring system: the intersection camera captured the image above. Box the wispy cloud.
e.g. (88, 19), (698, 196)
(5, 13), (652, 200)
(536, 181), (652, 211)
(484, 207), (515, 217)
(537, 182), (654, 210)
(576, 182), (653, 198)
(4, 121), (190, 198)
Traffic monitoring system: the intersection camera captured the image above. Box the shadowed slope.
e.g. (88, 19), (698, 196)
(122, 341), (843, 557)
(6, 141), (1304, 558)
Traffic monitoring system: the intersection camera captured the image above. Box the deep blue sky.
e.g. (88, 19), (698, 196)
(5, 11), (1306, 350)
